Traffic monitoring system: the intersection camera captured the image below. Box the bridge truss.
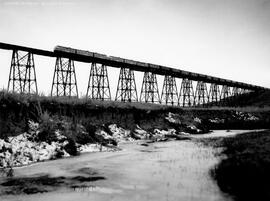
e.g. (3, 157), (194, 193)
(0, 42), (267, 107)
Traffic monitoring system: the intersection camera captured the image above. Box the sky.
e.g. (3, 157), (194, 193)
(0, 0), (269, 96)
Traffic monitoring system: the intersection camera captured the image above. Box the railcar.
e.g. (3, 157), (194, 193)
(109, 56), (124, 63)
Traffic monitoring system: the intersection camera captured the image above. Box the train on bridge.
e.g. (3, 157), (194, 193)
(0, 42), (267, 107)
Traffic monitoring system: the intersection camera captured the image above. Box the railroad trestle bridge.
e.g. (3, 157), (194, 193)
(0, 42), (266, 107)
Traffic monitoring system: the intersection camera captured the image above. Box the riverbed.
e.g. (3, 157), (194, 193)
(1, 130), (256, 201)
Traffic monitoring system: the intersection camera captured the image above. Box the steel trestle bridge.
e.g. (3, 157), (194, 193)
(0, 42), (266, 107)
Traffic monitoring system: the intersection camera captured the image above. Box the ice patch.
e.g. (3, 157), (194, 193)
(108, 124), (134, 142)
(79, 143), (114, 153)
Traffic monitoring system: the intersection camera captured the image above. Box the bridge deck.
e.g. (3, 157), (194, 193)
(0, 42), (266, 91)
(0, 42), (55, 57)
(54, 46), (263, 90)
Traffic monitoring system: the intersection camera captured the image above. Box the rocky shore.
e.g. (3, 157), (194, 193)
(0, 112), (204, 169)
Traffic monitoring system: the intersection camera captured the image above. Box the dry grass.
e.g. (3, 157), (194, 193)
(1, 90), (270, 112)
(210, 130), (270, 201)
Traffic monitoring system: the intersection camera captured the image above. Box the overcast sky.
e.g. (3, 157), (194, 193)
(0, 0), (269, 96)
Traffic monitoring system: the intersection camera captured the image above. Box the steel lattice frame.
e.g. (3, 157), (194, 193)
(51, 57), (78, 97)
(208, 83), (220, 104)
(239, 88), (245, 94)
(194, 81), (208, 106)
(115, 67), (138, 102)
(219, 85), (231, 106)
(178, 78), (194, 107)
(161, 75), (178, 106)
(232, 87), (241, 96)
(86, 63), (111, 100)
(7, 50), (38, 94)
(140, 72), (160, 103)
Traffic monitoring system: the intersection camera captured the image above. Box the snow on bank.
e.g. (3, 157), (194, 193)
(233, 111), (259, 121)
(108, 124), (135, 142)
(165, 113), (204, 134)
(154, 128), (176, 136)
(165, 112), (181, 124)
(0, 122), (146, 168)
(79, 143), (114, 153)
(133, 125), (151, 139)
(0, 115), (195, 168)
(209, 112), (260, 123)
(209, 118), (225, 124)
(0, 132), (69, 168)
(0, 122), (136, 168)
(94, 124), (136, 144)
(0, 131), (118, 168)
(0, 121), (119, 168)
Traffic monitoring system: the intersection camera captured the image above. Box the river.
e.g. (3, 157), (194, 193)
(1, 130), (257, 201)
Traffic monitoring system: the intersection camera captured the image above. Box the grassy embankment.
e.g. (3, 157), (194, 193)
(207, 130), (270, 201)
(0, 91), (199, 140)
(1, 90), (270, 140)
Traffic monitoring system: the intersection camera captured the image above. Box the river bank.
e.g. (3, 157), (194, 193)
(1, 91), (269, 169)
(205, 129), (270, 201)
(0, 118), (193, 169)
(1, 91), (270, 141)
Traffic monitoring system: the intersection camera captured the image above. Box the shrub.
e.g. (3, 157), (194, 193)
(64, 138), (78, 156)
(80, 122), (97, 144)
(54, 148), (65, 159)
(36, 111), (57, 143)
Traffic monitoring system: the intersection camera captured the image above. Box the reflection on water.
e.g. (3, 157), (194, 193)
(192, 129), (264, 138)
(73, 186), (123, 194)
(67, 134), (232, 201)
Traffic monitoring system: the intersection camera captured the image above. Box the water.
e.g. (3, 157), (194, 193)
(1, 130), (254, 201)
